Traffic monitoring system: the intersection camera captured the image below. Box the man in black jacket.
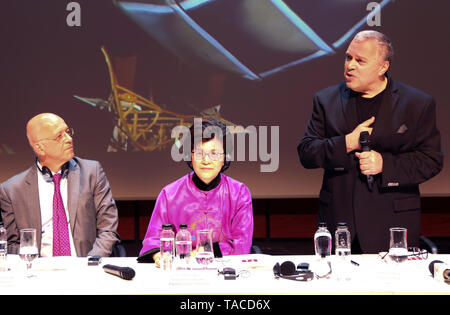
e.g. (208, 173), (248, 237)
(297, 30), (443, 253)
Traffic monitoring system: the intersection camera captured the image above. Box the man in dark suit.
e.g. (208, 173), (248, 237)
(0, 113), (120, 256)
(297, 30), (443, 254)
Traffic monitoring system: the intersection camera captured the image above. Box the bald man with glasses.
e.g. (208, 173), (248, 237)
(0, 113), (120, 257)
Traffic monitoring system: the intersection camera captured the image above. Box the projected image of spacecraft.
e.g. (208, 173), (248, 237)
(115, 0), (392, 80)
(75, 47), (241, 152)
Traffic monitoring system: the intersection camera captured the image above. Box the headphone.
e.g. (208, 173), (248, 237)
(273, 261), (314, 282)
(36, 158), (70, 181)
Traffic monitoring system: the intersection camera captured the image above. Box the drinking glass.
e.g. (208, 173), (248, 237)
(19, 229), (38, 277)
(388, 227), (408, 263)
(195, 229), (214, 269)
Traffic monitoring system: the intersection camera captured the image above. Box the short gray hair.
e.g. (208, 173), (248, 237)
(353, 30), (394, 63)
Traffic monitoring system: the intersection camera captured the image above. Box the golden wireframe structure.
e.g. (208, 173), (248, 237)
(75, 46), (237, 152)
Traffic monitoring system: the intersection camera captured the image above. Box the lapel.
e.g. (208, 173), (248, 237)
(340, 84), (359, 134)
(23, 166), (43, 250)
(340, 79), (400, 138)
(67, 159), (80, 238)
(370, 79), (400, 140)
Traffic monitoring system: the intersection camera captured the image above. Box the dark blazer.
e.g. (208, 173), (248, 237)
(0, 157), (120, 257)
(297, 79), (443, 253)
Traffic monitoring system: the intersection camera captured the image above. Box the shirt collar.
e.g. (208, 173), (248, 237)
(192, 172), (221, 191)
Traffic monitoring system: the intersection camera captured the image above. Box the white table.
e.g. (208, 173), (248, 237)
(0, 254), (449, 295)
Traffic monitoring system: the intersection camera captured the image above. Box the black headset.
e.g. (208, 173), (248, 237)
(273, 261), (314, 282)
(36, 158), (70, 181)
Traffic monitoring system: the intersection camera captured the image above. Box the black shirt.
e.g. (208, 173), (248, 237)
(356, 88), (384, 123)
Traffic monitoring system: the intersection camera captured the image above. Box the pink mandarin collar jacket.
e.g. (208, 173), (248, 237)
(140, 172), (254, 256)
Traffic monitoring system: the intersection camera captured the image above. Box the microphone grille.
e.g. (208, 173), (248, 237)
(360, 131), (369, 141)
(121, 267), (136, 280)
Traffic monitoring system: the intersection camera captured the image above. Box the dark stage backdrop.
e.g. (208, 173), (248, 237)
(1, 0), (449, 199)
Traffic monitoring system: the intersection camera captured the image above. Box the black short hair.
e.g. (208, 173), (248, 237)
(185, 118), (232, 172)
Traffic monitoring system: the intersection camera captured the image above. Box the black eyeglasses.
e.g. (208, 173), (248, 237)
(408, 247), (429, 260)
(381, 247), (428, 261)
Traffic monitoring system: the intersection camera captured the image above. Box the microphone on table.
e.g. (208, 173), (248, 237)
(103, 264), (136, 280)
(428, 260), (450, 284)
(359, 131), (374, 191)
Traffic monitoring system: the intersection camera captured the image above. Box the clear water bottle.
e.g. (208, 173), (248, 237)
(160, 224), (175, 271)
(175, 224), (192, 269)
(314, 222), (332, 258)
(335, 222), (351, 281)
(0, 222), (7, 272)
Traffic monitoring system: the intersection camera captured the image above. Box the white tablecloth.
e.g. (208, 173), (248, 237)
(0, 254), (449, 295)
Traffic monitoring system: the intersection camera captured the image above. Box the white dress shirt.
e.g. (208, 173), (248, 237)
(37, 163), (76, 257)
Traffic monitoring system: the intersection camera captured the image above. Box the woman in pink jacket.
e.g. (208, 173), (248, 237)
(138, 119), (254, 263)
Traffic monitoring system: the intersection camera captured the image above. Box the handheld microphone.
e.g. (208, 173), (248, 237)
(103, 264), (136, 280)
(428, 260), (450, 283)
(359, 131), (374, 191)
